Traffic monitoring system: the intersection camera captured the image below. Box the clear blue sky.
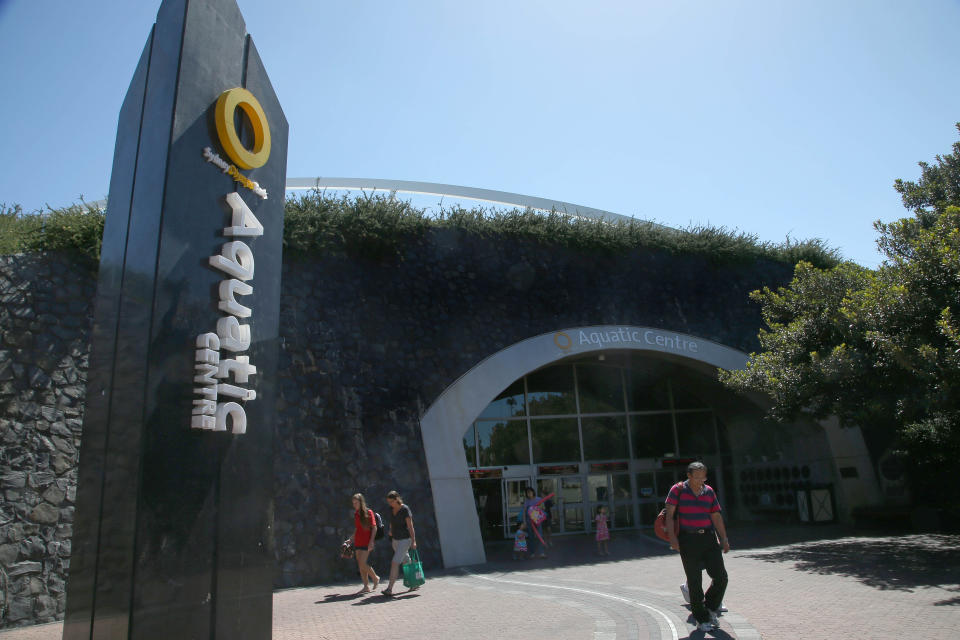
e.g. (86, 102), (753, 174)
(1, 0), (958, 268)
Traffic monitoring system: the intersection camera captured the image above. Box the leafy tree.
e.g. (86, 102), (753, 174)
(721, 125), (960, 507)
(894, 123), (960, 223)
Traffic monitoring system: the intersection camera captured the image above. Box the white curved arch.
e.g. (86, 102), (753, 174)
(92, 177), (663, 229)
(420, 325), (749, 567)
(286, 177), (646, 226)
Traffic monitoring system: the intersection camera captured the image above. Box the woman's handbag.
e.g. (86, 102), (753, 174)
(339, 539), (355, 559)
(402, 548), (426, 589)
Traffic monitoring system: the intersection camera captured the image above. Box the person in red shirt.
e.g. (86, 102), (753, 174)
(665, 462), (730, 632)
(350, 493), (380, 593)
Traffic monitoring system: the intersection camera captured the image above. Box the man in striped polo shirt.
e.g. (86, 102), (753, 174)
(665, 461), (730, 632)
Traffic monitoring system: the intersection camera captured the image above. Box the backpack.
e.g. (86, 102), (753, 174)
(373, 511), (385, 539)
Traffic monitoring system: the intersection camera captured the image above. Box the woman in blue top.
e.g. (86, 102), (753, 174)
(522, 487), (547, 558)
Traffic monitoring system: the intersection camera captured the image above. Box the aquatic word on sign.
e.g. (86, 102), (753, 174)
(191, 192), (263, 434)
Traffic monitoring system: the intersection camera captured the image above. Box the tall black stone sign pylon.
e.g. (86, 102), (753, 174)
(63, 1), (287, 638)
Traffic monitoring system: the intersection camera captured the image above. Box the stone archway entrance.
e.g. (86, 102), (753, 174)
(418, 325), (750, 567)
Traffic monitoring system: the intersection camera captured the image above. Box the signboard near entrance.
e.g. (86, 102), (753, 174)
(469, 468), (503, 479)
(539, 464), (580, 475)
(64, 1), (287, 639)
(589, 462), (628, 473)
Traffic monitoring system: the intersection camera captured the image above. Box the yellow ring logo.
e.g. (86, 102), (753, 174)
(554, 332), (572, 350)
(214, 87), (271, 169)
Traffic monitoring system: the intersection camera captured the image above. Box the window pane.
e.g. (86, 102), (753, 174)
(537, 477), (558, 497)
(635, 472), (656, 499)
(478, 379), (526, 419)
(671, 372), (709, 409)
(531, 418), (580, 463)
(582, 416), (629, 460)
(672, 388), (708, 409)
(676, 411), (716, 454)
(717, 416), (732, 454)
(564, 506), (585, 531)
(631, 413), (675, 458)
(614, 503), (634, 528)
(477, 419), (530, 466)
(527, 365), (576, 416)
(612, 474), (632, 501)
(576, 364), (624, 413)
(505, 480), (530, 508)
(561, 477), (582, 503)
(463, 424), (476, 467)
(656, 470), (679, 497)
(639, 502), (659, 527)
(587, 474), (610, 502)
(626, 361), (671, 411)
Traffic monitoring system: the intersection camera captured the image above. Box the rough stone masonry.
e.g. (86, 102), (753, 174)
(1, 232), (792, 628)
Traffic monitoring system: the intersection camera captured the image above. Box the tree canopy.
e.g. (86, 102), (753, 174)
(721, 125), (960, 504)
(894, 123), (960, 223)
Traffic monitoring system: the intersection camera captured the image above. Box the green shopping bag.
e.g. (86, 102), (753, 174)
(402, 548), (425, 589)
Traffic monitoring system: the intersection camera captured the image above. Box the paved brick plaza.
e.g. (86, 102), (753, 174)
(3, 525), (958, 640)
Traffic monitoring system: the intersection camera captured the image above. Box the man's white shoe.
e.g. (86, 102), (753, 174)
(698, 621), (715, 632)
(680, 582), (690, 603)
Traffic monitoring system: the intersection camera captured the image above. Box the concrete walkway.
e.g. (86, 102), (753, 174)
(3, 525), (958, 639)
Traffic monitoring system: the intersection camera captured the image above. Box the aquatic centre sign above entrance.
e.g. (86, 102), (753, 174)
(554, 327), (702, 355)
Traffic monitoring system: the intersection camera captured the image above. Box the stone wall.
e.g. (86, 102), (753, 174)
(1, 235), (795, 626)
(272, 230), (793, 587)
(0, 253), (94, 627)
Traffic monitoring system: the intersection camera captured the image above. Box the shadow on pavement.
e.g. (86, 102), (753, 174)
(314, 591), (368, 603)
(680, 629), (733, 640)
(457, 523), (857, 577)
(933, 590), (960, 606)
(350, 593), (422, 605)
(740, 533), (960, 594)
(308, 523), (960, 607)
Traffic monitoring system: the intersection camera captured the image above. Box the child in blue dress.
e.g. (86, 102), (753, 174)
(513, 521), (529, 560)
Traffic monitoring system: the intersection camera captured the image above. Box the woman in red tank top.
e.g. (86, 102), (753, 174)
(350, 493), (380, 593)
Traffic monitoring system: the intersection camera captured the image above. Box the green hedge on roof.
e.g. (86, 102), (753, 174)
(0, 192), (841, 269)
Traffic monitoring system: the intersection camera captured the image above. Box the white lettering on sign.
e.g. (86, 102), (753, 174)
(223, 191), (265, 235)
(192, 191), (263, 434)
(218, 279), (253, 318)
(217, 315), (251, 352)
(576, 327), (699, 354)
(209, 241), (254, 281)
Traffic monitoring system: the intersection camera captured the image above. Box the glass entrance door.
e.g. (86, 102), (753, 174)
(611, 473), (634, 528)
(587, 474), (609, 533)
(471, 478), (504, 541)
(559, 476), (585, 532)
(636, 470), (660, 530)
(536, 477), (560, 533)
(503, 478), (531, 538)
(587, 473), (636, 530)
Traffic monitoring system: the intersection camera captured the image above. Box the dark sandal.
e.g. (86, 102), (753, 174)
(382, 589), (394, 597)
